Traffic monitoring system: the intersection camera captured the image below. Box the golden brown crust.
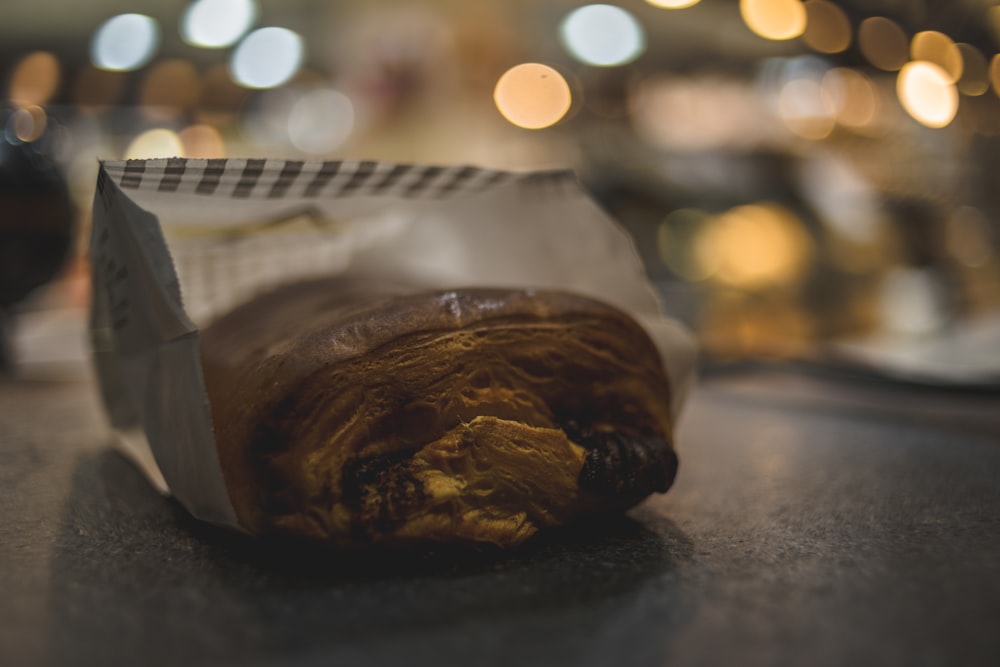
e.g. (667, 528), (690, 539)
(200, 278), (677, 548)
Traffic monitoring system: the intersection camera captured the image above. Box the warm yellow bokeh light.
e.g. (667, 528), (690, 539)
(859, 17), (908, 72)
(494, 63), (572, 129)
(179, 124), (227, 158)
(777, 78), (836, 140)
(740, 0), (806, 41)
(956, 43), (989, 96)
(629, 76), (768, 151)
(124, 128), (185, 159)
(910, 31), (962, 84)
(646, 0), (701, 8)
(9, 51), (61, 108)
(897, 61), (958, 129)
(989, 54), (1000, 100)
(696, 203), (812, 288)
(823, 68), (879, 129)
(802, 0), (851, 54)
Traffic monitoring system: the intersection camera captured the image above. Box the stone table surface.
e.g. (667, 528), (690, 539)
(2, 359), (999, 667)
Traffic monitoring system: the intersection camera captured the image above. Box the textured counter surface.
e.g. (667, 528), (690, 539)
(2, 361), (999, 667)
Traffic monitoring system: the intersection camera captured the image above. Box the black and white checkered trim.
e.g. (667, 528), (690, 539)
(98, 158), (575, 200)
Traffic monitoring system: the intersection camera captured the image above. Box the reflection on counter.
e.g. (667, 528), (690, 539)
(2, 0), (999, 382)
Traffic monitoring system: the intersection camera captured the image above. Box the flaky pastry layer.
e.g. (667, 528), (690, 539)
(200, 280), (677, 548)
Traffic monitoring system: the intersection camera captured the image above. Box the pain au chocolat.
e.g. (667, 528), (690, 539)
(199, 277), (678, 548)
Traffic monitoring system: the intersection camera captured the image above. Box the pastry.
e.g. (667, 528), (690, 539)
(199, 277), (678, 548)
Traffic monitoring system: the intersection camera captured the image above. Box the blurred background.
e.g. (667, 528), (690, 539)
(2, 0), (999, 382)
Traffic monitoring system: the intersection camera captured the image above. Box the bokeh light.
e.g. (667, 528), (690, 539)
(822, 68), (879, 130)
(910, 31), (962, 84)
(288, 88), (355, 153)
(124, 128), (184, 159)
(560, 4), (645, 67)
(956, 44), (989, 96)
(897, 61), (959, 128)
(494, 63), (572, 129)
(91, 14), (160, 72)
(179, 124), (227, 158)
(989, 54), (1000, 100)
(632, 76), (774, 150)
(778, 77), (836, 140)
(9, 51), (61, 108)
(696, 203), (813, 288)
(182, 0), (257, 48)
(646, 0), (701, 8)
(6, 105), (48, 143)
(739, 0), (806, 41)
(231, 27), (304, 89)
(858, 17), (908, 72)
(802, 0), (851, 54)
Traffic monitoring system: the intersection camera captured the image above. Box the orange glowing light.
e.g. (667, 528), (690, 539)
(910, 31), (962, 84)
(179, 124), (227, 158)
(859, 17), (908, 72)
(802, 0), (851, 54)
(740, 0), (806, 41)
(9, 51), (61, 108)
(989, 54), (1000, 100)
(494, 63), (572, 129)
(823, 68), (879, 129)
(696, 203), (812, 288)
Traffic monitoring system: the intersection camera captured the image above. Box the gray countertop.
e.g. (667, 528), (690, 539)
(2, 360), (999, 667)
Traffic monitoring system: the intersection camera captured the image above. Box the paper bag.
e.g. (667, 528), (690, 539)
(89, 158), (696, 531)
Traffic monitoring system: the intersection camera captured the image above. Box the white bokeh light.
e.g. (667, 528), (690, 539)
(897, 61), (958, 128)
(560, 4), (645, 67)
(182, 0), (257, 48)
(124, 128), (184, 159)
(91, 14), (160, 71)
(647, 0), (701, 7)
(288, 89), (355, 153)
(231, 27), (304, 89)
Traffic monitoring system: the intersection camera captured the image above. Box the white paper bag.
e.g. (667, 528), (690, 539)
(89, 158), (696, 531)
